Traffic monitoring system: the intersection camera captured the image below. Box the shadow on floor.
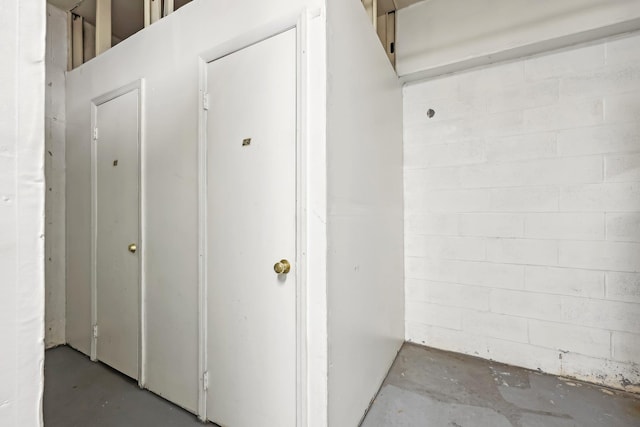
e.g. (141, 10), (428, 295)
(44, 346), (214, 427)
(362, 343), (640, 427)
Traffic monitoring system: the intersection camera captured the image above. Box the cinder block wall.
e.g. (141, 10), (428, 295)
(403, 31), (640, 392)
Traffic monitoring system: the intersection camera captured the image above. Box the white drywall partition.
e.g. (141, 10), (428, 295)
(397, 0), (640, 80)
(0, 0), (46, 426)
(66, 0), (325, 416)
(403, 31), (640, 393)
(326, 0), (404, 425)
(45, 4), (68, 349)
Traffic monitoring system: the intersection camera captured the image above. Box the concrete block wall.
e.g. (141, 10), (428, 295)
(404, 31), (640, 392)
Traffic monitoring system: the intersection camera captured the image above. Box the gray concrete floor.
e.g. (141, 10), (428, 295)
(45, 344), (640, 427)
(362, 343), (640, 427)
(44, 346), (212, 427)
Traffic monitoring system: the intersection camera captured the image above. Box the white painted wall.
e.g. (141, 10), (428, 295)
(45, 4), (68, 349)
(0, 0), (46, 425)
(404, 31), (640, 393)
(397, 0), (640, 79)
(66, 0), (326, 416)
(326, 0), (404, 425)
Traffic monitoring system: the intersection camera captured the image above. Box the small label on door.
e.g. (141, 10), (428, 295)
(113, 160), (118, 166)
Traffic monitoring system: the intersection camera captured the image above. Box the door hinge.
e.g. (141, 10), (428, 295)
(203, 93), (209, 111)
(93, 127), (99, 141)
(203, 371), (209, 391)
(93, 324), (98, 338)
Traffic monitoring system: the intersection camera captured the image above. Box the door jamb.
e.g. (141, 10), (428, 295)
(196, 10), (313, 425)
(90, 79), (146, 387)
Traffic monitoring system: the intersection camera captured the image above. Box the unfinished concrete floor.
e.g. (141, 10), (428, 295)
(362, 343), (640, 427)
(44, 346), (210, 427)
(45, 344), (639, 426)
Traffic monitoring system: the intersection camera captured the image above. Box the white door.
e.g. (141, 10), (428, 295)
(95, 89), (140, 380)
(206, 29), (297, 427)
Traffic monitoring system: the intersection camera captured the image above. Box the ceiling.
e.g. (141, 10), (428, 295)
(48, 0), (425, 40)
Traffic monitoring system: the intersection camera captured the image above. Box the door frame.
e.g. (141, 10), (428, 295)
(89, 79), (145, 387)
(196, 10), (315, 425)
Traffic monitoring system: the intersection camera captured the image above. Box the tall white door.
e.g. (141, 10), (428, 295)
(206, 29), (297, 427)
(95, 89), (140, 380)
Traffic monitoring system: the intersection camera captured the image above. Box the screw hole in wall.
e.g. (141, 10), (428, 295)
(427, 109), (435, 118)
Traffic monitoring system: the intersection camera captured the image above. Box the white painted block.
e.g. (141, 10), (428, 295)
(558, 122), (640, 156)
(529, 319), (611, 359)
(486, 132), (557, 162)
(490, 289), (563, 321)
(405, 213), (458, 236)
(403, 120), (473, 145)
(607, 33), (640, 66)
(461, 156), (602, 189)
(406, 323), (489, 357)
(405, 257), (458, 283)
(486, 238), (558, 266)
(458, 213), (524, 238)
(605, 91), (640, 124)
(485, 338), (561, 375)
(525, 43), (605, 81)
(525, 266), (605, 298)
(560, 64), (640, 98)
(405, 111), (523, 144)
(525, 213), (605, 240)
(404, 166), (461, 190)
(605, 152), (640, 182)
(406, 140), (485, 168)
(406, 301), (463, 330)
(470, 110), (524, 138)
(406, 188), (490, 213)
(606, 213), (640, 242)
(560, 352), (640, 393)
(561, 296), (640, 333)
(404, 75), (460, 103)
(463, 310), (528, 343)
(457, 62), (525, 98)
(612, 331), (640, 364)
(486, 79), (558, 114)
(524, 98), (603, 132)
(559, 240), (640, 272)
(405, 235), (486, 261)
(559, 183), (640, 212)
(406, 279), (491, 311)
(404, 97), (485, 125)
(606, 272), (640, 303)
(491, 186), (558, 212)
(457, 261), (524, 289)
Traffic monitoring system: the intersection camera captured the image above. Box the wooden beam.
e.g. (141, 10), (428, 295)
(71, 14), (84, 69)
(67, 12), (73, 71)
(144, 0), (151, 27)
(95, 0), (112, 55)
(150, 0), (162, 24)
(164, 0), (174, 17)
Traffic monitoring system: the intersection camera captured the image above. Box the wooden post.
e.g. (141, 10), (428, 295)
(164, 0), (174, 17)
(95, 0), (112, 55)
(71, 14), (84, 69)
(150, 0), (162, 24)
(67, 12), (73, 71)
(144, 0), (151, 27)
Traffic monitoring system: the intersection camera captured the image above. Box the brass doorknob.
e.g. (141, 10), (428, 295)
(128, 243), (137, 254)
(273, 259), (291, 274)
